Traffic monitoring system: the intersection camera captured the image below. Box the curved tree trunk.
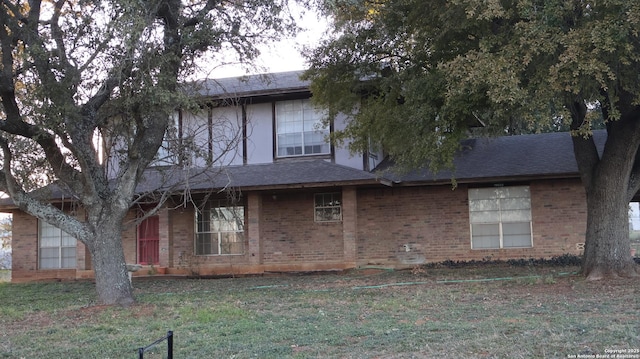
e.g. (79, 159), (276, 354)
(572, 101), (640, 280)
(86, 217), (135, 306)
(582, 178), (637, 279)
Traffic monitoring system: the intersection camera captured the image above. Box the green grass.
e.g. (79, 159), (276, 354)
(0, 269), (9, 283)
(1, 265), (639, 358)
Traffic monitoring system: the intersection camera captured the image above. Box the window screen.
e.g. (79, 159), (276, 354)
(469, 186), (532, 249)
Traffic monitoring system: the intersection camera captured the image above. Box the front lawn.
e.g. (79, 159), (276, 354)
(0, 269), (9, 283)
(1, 265), (638, 358)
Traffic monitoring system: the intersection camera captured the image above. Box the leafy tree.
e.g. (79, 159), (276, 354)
(304, 0), (640, 279)
(0, 0), (299, 305)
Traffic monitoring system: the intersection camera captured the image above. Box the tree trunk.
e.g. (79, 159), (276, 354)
(582, 176), (638, 279)
(573, 113), (640, 280)
(87, 221), (135, 306)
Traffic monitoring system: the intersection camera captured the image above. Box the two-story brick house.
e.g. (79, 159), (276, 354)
(5, 71), (597, 282)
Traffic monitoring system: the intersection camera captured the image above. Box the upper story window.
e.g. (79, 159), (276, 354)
(155, 112), (183, 166)
(468, 186), (533, 249)
(39, 221), (76, 269)
(276, 99), (330, 158)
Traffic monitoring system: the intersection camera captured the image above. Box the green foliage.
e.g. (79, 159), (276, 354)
(0, 0), (301, 305)
(1, 0), (300, 190)
(305, 0), (640, 170)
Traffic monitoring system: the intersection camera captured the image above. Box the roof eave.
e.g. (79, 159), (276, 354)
(172, 179), (382, 193)
(382, 172), (583, 187)
(204, 86), (310, 101)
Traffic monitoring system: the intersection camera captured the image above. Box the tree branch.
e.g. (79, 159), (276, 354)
(627, 149), (640, 202)
(0, 2), (83, 192)
(50, 0), (70, 72)
(183, 0), (222, 28)
(568, 99), (599, 191)
(621, 108), (640, 202)
(0, 136), (19, 195)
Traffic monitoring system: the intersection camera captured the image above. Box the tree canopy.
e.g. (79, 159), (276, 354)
(0, 0), (300, 305)
(304, 0), (640, 278)
(305, 0), (640, 169)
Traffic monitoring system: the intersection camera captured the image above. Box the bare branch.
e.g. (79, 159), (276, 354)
(183, 0), (222, 28)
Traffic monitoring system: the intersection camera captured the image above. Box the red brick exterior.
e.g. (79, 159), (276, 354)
(8, 178), (588, 282)
(356, 179), (586, 266)
(356, 185), (472, 265)
(122, 211), (138, 265)
(11, 208), (90, 282)
(530, 179), (587, 256)
(260, 191), (345, 266)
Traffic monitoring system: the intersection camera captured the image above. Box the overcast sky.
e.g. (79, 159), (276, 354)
(207, 7), (328, 79)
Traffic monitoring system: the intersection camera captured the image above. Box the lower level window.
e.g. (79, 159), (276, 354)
(195, 202), (245, 255)
(315, 193), (342, 222)
(39, 221), (76, 269)
(469, 186), (533, 249)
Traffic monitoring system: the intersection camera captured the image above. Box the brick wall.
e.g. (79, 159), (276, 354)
(165, 191), (348, 275)
(11, 210), (38, 272)
(11, 207), (91, 282)
(356, 185), (471, 266)
(169, 208), (194, 268)
(168, 202), (253, 275)
(122, 211), (138, 264)
(10, 178), (589, 281)
(261, 191), (345, 265)
(355, 178), (587, 266)
(530, 179), (587, 257)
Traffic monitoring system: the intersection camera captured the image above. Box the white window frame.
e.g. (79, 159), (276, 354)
(194, 201), (245, 256)
(154, 112), (184, 166)
(468, 186), (533, 249)
(314, 193), (342, 222)
(275, 99), (330, 158)
(38, 221), (77, 269)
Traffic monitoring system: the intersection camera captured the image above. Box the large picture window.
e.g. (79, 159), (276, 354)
(276, 99), (330, 157)
(195, 201), (245, 255)
(39, 221), (76, 269)
(469, 186), (533, 249)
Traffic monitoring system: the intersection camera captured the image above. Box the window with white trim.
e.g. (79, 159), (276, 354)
(195, 201), (245, 255)
(154, 112), (181, 165)
(39, 221), (77, 269)
(276, 99), (330, 157)
(315, 193), (342, 222)
(469, 186), (533, 249)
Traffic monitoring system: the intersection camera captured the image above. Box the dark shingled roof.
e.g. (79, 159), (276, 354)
(377, 130), (606, 184)
(0, 131), (608, 209)
(189, 71), (308, 99)
(0, 160), (378, 208)
(135, 160), (379, 193)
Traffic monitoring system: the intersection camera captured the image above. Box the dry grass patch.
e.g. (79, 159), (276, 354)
(1, 265), (639, 358)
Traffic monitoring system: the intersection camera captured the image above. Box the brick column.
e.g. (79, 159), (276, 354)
(76, 241), (88, 270)
(73, 208), (89, 270)
(247, 192), (263, 266)
(158, 207), (170, 267)
(11, 210), (38, 272)
(342, 186), (357, 268)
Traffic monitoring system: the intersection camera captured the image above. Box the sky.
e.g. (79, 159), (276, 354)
(207, 6), (329, 79)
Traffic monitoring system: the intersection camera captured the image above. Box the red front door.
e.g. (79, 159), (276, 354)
(138, 216), (159, 265)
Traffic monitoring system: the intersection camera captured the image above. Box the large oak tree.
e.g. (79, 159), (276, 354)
(0, 0), (298, 306)
(304, 0), (640, 279)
